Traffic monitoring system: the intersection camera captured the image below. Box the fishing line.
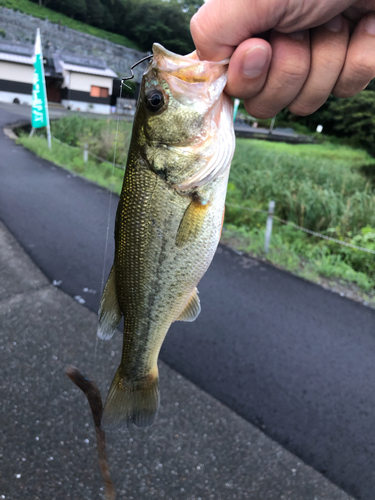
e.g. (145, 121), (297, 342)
(94, 82), (124, 369)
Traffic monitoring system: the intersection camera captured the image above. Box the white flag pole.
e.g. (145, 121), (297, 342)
(32, 28), (51, 149)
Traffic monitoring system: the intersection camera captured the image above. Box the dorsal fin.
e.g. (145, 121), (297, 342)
(177, 288), (201, 322)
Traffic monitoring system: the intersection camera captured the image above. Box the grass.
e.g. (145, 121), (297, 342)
(227, 139), (375, 235)
(17, 116), (133, 194)
(0, 0), (140, 49)
(17, 115), (375, 304)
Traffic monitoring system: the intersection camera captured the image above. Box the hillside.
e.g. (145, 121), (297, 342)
(0, 5), (146, 81)
(0, 0), (139, 49)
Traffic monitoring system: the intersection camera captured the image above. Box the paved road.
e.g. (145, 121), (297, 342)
(1, 220), (352, 499)
(1, 104), (375, 500)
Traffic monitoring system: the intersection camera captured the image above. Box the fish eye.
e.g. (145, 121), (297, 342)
(146, 90), (164, 112)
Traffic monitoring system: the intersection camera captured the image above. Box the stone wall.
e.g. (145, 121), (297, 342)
(0, 7), (147, 81)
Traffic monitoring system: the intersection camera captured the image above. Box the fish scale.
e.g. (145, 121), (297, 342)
(97, 43), (235, 430)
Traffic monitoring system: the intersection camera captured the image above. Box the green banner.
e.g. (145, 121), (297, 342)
(31, 50), (48, 128)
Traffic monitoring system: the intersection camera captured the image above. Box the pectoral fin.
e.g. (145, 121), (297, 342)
(176, 196), (210, 248)
(177, 288), (201, 322)
(97, 266), (123, 340)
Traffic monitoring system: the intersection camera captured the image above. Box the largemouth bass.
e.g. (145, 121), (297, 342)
(98, 43), (235, 430)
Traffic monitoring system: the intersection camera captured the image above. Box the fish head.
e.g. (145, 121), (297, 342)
(135, 43), (235, 191)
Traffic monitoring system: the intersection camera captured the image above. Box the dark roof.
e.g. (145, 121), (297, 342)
(0, 43), (115, 78)
(0, 42), (33, 57)
(53, 51), (108, 71)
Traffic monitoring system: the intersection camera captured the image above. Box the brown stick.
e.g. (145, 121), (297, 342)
(65, 365), (116, 500)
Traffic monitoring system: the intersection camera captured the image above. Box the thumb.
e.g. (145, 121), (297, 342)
(226, 39), (272, 99)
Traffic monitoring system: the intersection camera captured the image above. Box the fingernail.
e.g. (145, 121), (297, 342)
(243, 46), (268, 78)
(365, 15), (375, 35)
(288, 30), (306, 41)
(325, 15), (342, 32)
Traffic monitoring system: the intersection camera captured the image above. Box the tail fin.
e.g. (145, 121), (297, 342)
(101, 366), (160, 431)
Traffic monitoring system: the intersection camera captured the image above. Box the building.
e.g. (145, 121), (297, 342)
(0, 43), (34, 105)
(0, 42), (118, 114)
(54, 52), (117, 114)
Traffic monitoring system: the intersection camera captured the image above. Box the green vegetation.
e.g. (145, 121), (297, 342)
(227, 139), (375, 234)
(17, 116), (133, 194)
(278, 85), (375, 156)
(0, 0), (140, 49)
(17, 115), (375, 303)
(50, 114), (132, 168)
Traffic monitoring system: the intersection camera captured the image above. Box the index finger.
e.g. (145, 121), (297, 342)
(190, 0), (352, 61)
(190, 0), (283, 61)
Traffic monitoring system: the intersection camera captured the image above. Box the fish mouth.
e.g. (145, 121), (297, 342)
(151, 43), (229, 84)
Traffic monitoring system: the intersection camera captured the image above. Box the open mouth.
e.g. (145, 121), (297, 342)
(150, 43), (229, 87)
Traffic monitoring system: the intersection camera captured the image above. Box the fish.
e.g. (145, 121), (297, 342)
(97, 43), (235, 431)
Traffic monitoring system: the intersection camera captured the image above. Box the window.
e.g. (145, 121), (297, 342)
(90, 86), (109, 98)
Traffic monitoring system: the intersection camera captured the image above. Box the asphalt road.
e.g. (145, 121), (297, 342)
(1, 104), (375, 500)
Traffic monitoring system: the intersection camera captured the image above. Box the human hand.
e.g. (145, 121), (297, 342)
(191, 0), (375, 118)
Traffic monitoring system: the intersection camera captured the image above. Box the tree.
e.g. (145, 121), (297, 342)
(174, 0), (204, 16)
(124, 0), (195, 53)
(44, 0), (88, 20)
(328, 91), (375, 154)
(86, 0), (104, 26)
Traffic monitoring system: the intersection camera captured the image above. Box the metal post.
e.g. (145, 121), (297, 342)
(264, 200), (275, 254)
(233, 98), (240, 122)
(269, 116), (276, 134)
(29, 127), (35, 138)
(83, 143), (88, 163)
(46, 124), (51, 150)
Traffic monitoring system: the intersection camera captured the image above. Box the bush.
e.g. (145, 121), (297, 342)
(50, 115), (132, 166)
(226, 140), (375, 234)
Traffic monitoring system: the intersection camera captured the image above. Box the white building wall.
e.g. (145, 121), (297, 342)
(0, 91), (32, 105)
(0, 61), (33, 83)
(61, 99), (111, 115)
(66, 71), (112, 94)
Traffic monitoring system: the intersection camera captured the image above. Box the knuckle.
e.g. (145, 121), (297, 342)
(332, 85), (361, 98)
(190, 14), (208, 48)
(227, 82), (263, 102)
(189, 14), (199, 39)
(288, 100), (320, 116)
(349, 53), (375, 81)
(277, 57), (310, 84)
(245, 102), (276, 120)
(332, 87), (353, 98)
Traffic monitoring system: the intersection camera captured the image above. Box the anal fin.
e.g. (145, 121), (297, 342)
(97, 265), (123, 340)
(177, 287), (201, 322)
(176, 195), (210, 248)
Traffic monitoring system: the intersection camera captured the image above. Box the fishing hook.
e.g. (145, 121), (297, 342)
(121, 54), (153, 85)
